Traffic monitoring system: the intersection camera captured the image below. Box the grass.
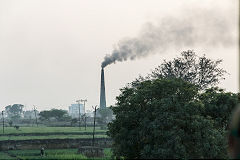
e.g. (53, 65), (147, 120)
(0, 134), (108, 141)
(7, 149), (86, 160)
(103, 148), (113, 159)
(0, 127), (106, 135)
(0, 152), (16, 160)
(0, 127), (111, 159)
(2, 148), (113, 160)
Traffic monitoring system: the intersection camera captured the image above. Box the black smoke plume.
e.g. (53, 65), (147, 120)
(101, 8), (236, 68)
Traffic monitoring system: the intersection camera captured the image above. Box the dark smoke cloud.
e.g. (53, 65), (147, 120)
(101, 8), (236, 68)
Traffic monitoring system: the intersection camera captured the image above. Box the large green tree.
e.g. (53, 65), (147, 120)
(5, 104), (24, 121)
(199, 87), (239, 129)
(149, 50), (226, 90)
(108, 78), (238, 159)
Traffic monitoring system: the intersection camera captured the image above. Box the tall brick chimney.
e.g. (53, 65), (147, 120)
(100, 68), (106, 109)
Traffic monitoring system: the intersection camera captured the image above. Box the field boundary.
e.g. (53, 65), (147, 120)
(0, 131), (106, 137)
(2, 151), (21, 160)
(0, 138), (112, 151)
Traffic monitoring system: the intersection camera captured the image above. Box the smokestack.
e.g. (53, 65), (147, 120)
(100, 68), (106, 109)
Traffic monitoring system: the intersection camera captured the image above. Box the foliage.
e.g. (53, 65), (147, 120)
(104, 148), (113, 159)
(0, 152), (15, 160)
(0, 134), (107, 141)
(5, 104), (24, 121)
(71, 118), (78, 126)
(8, 120), (13, 127)
(199, 87), (239, 129)
(46, 154), (87, 160)
(1, 126), (106, 134)
(5, 148), (112, 160)
(108, 78), (238, 159)
(23, 110), (39, 119)
(14, 125), (20, 130)
(7, 149), (87, 160)
(149, 50), (226, 90)
(96, 107), (113, 126)
(39, 109), (70, 121)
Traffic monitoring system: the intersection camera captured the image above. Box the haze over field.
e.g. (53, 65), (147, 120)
(0, 0), (237, 111)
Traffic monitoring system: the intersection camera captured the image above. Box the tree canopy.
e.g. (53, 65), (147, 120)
(5, 104), (24, 121)
(107, 51), (237, 159)
(39, 109), (69, 121)
(149, 50), (226, 90)
(108, 77), (238, 159)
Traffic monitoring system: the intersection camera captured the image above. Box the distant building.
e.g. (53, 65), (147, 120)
(68, 104), (85, 118)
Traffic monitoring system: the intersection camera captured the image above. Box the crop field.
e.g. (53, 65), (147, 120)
(0, 127), (106, 135)
(0, 152), (15, 160)
(0, 148), (113, 160)
(0, 134), (108, 141)
(0, 126), (108, 140)
(0, 127), (111, 159)
(0, 127), (108, 140)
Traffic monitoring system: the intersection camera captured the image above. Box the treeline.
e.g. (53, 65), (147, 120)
(2, 104), (113, 127)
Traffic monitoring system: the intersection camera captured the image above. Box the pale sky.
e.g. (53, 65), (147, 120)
(0, 0), (238, 111)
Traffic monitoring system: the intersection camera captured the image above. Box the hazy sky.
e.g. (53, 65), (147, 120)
(0, 0), (237, 111)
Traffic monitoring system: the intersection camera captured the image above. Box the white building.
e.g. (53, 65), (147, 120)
(68, 104), (85, 118)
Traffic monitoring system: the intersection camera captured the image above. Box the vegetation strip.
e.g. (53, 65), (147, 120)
(2, 148), (113, 160)
(0, 135), (108, 141)
(2, 151), (21, 160)
(1, 127), (106, 134)
(0, 137), (111, 143)
(0, 131), (106, 137)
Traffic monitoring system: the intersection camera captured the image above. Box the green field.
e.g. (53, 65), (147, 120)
(0, 152), (15, 160)
(0, 127), (108, 140)
(0, 148), (113, 160)
(0, 127), (111, 159)
(0, 134), (108, 141)
(0, 127), (106, 135)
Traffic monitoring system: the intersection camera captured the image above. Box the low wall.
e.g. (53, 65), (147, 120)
(0, 138), (112, 151)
